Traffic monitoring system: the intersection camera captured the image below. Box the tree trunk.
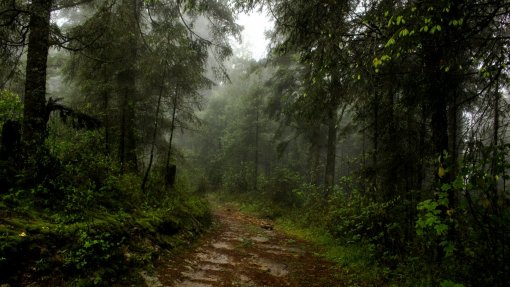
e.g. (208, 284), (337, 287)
(119, 84), (127, 171)
(426, 44), (449, 160)
(494, 89), (500, 147)
(324, 105), (337, 196)
(165, 89), (178, 187)
(372, 90), (379, 185)
(118, 0), (139, 172)
(118, 71), (139, 173)
(424, 40), (455, 263)
(141, 76), (165, 192)
(22, 0), (52, 153)
(491, 87), (500, 177)
(308, 125), (322, 185)
(254, 99), (260, 191)
(103, 90), (110, 154)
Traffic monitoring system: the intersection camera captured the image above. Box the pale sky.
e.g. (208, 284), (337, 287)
(232, 10), (274, 60)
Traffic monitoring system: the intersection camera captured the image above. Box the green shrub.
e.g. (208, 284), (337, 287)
(260, 167), (303, 207)
(414, 146), (510, 286)
(0, 112), (213, 285)
(0, 89), (22, 129)
(222, 163), (252, 193)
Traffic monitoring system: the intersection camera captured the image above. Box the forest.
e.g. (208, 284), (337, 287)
(1, 0), (509, 286)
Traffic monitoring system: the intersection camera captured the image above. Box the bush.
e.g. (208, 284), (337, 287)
(413, 146), (510, 286)
(260, 167), (303, 208)
(0, 116), (213, 285)
(0, 89), (22, 130)
(222, 163), (252, 193)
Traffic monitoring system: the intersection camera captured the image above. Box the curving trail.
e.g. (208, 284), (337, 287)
(147, 205), (343, 287)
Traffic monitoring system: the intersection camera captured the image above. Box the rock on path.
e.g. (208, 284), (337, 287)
(150, 206), (343, 287)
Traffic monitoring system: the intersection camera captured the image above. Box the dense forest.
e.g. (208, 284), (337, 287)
(1, 0), (509, 286)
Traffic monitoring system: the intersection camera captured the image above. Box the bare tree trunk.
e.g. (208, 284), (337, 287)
(372, 90), (379, 186)
(324, 105), (338, 196)
(119, 81), (138, 173)
(165, 89), (178, 187)
(141, 76), (165, 192)
(254, 99), (260, 191)
(494, 89), (500, 147)
(418, 103), (426, 190)
(22, 0), (52, 153)
(491, 87), (501, 179)
(118, 0), (139, 172)
(427, 50), (449, 164)
(308, 125), (322, 185)
(119, 85), (127, 172)
(125, 0), (139, 171)
(103, 91), (110, 155)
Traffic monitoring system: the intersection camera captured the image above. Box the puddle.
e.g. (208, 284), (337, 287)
(182, 270), (219, 282)
(250, 235), (270, 243)
(261, 249), (286, 255)
(199, 264), (223, 271)
(250, 257), (289, 277)
(175, 280), (214, 287)
(235, 274), (257, 287)
(239, 274), (251, 281)
(196, 251), (232, 265)
(259, 244), (301, 253)
(222, 231), (238, 238)
(212, 241), (235, 250)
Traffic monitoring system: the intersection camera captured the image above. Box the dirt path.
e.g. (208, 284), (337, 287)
(148, 205), (343, 287)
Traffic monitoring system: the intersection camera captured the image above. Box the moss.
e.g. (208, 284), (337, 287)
(0, 194), (212, 286)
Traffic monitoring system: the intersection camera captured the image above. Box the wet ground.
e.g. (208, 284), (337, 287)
(147, 205), (344, 287)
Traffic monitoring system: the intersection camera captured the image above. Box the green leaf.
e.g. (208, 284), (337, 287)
(434, 223), (448, 235)
(381, 54), (391, 61)
(385, 37), (396, 47)
(399, 28), (409, 37)
(452, 177), (464, 189)
(373, 57), (382, 67)
(425, 216), (439, 226)
(396, 16), (403, 25)
(443, 241), (456, 256)
(430, 25), (441, 34)
(387, 16), (394, 27)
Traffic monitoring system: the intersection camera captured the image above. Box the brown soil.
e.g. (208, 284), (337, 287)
(148, 205), (344, 287)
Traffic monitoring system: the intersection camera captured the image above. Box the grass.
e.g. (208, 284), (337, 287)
(276, 218), (372, 266)
(274, 217), (387, 286)
(207, 191), (388, 286)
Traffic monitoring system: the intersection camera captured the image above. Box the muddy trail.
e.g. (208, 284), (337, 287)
(148, 205), (344, 287)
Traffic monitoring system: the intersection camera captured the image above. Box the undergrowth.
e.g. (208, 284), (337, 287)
(0, 121), (211, 286)
(0, 182), (210, 286)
